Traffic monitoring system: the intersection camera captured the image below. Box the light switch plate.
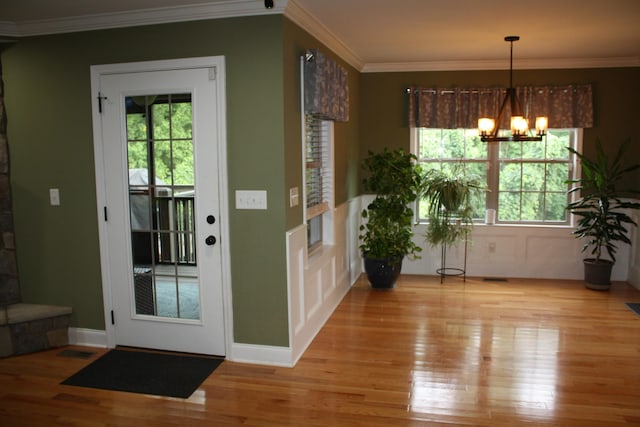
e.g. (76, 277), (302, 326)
(236, 190), (267, 210)
(49, 188), (60, 206)
(289, 187), (299, 207)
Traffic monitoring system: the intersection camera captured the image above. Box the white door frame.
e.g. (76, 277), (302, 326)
(90, 57), (233, 354)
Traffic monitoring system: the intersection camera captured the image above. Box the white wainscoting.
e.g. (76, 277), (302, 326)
(403, 222), (635, 283)
(285, 200), (362, 366)
(357, 193), (638, 283)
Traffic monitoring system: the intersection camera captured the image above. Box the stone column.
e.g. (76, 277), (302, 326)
(0, 53), (20, 307)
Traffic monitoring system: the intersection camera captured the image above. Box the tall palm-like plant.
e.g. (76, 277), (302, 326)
(566, 139), (640, 265)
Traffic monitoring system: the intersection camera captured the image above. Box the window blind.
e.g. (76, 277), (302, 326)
(304, 113), (331, 221)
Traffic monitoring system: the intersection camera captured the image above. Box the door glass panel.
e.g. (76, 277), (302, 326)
(126, 93), (199, 320)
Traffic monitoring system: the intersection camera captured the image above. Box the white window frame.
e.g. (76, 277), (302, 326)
(410, 127), (582, 226)
(302, 114), (334, 252)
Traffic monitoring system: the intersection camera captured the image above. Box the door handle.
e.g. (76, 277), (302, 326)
(205, 235), (217, 246)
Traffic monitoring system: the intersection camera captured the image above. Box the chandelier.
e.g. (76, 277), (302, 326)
(478, 36), (548, 142)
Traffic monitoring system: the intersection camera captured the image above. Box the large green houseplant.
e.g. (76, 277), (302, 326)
(566, 138), (640, 290)
(359, 148), (422, 288)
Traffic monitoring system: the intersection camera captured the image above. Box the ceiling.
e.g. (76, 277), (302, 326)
(1, 0), (639, 72)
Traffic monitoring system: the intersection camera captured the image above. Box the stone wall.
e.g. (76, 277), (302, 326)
(0, 53), (20, 308)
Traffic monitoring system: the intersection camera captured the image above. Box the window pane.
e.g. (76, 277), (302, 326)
(416, 129), (488, 221)
(521, 192), (544, 221)
(498, 192), (520, 221)
(153, 140), (172, 184)
(522, 140), (545, 160)
(128, 141), (148, 171)
(545, 192), (568, 221)
(522, 163), (545, 191)
(546, 163), (569, 192)
(499, 163), (521, 191)
(127, 113), (147, 141)
(465, 132), (487, 160)
(172, 140), (194, 185)
(465, 161), (487, 219)
(417, 198), (430, 220)
(307, 215), (322, 249)
(418, 129), (443, 158)
(441, 129), (465, 158)
(171, 102), (193, 139)
(500, 141), (521, 159)
(547, 131), (571, 159)
(152, 104), (171, 140)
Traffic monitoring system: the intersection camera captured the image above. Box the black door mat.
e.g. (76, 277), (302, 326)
(625, 302), (640, 317)
(61, 348), (223, 398)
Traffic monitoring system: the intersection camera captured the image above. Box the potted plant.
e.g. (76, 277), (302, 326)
(423, 167), (484, 247)
(359, 148), (422, 288)
(566, 138), (640, 290)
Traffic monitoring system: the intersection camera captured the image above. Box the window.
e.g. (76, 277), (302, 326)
(412, 128), (580, 225)
(304, 114), (334, 251)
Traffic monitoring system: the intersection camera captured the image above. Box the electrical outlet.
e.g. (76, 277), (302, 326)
(488, 242), (496, 253)
(49, 188), (60, 206)
(236, 190), (267, 210)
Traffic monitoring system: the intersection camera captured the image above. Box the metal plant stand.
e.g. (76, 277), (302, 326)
(436, 233), (468, 284)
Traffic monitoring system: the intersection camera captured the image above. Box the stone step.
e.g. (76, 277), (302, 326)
(0, 303), (72, 357)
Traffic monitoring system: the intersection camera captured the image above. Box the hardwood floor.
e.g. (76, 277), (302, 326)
(2, 275), (640, 426)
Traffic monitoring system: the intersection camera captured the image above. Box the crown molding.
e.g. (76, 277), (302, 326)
(2, 0), (638, 72)
(361, 56), (640, 73)
(284, 0), (363, 71)
(0, 21), (18, 37)
(0, 0), (286, 37)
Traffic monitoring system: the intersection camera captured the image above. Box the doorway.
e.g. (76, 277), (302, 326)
(91, 57), (231, 355)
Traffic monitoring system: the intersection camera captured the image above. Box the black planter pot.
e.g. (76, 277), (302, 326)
(363, 256), (403, 289)
(583, 258), (614, 290)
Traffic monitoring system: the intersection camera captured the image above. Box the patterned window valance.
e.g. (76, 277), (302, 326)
(304, 49), (349, 122)
(408, 84), (593, 129)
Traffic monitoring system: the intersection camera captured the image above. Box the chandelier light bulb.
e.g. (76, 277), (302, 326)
(478, 118), (495, 135)
(535, 116), (548, 135)
(510, 116), (528, 135)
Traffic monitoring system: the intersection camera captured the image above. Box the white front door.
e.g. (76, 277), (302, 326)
(91, 58), (229, 355)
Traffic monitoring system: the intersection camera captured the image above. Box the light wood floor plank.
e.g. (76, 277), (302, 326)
(1, 275), (640, 426)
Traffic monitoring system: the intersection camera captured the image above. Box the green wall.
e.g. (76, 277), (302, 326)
(2, 15), (290, 346)
(360, 67), (640, 191)
(1, 14), (363, 349)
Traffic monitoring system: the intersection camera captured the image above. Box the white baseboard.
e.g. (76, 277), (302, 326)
(67, 327), (294, 367)
(228, 342), (293, 367)
(68, 327), (108, 348)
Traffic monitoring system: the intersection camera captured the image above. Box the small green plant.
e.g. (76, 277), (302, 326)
(359, 148), (422, 260)
(566, 138), (640, 263)
(423, 167), (484, 246)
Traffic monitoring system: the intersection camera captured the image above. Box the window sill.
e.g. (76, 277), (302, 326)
(307, 243), (336, 270)
(415, 221), (573, 230)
